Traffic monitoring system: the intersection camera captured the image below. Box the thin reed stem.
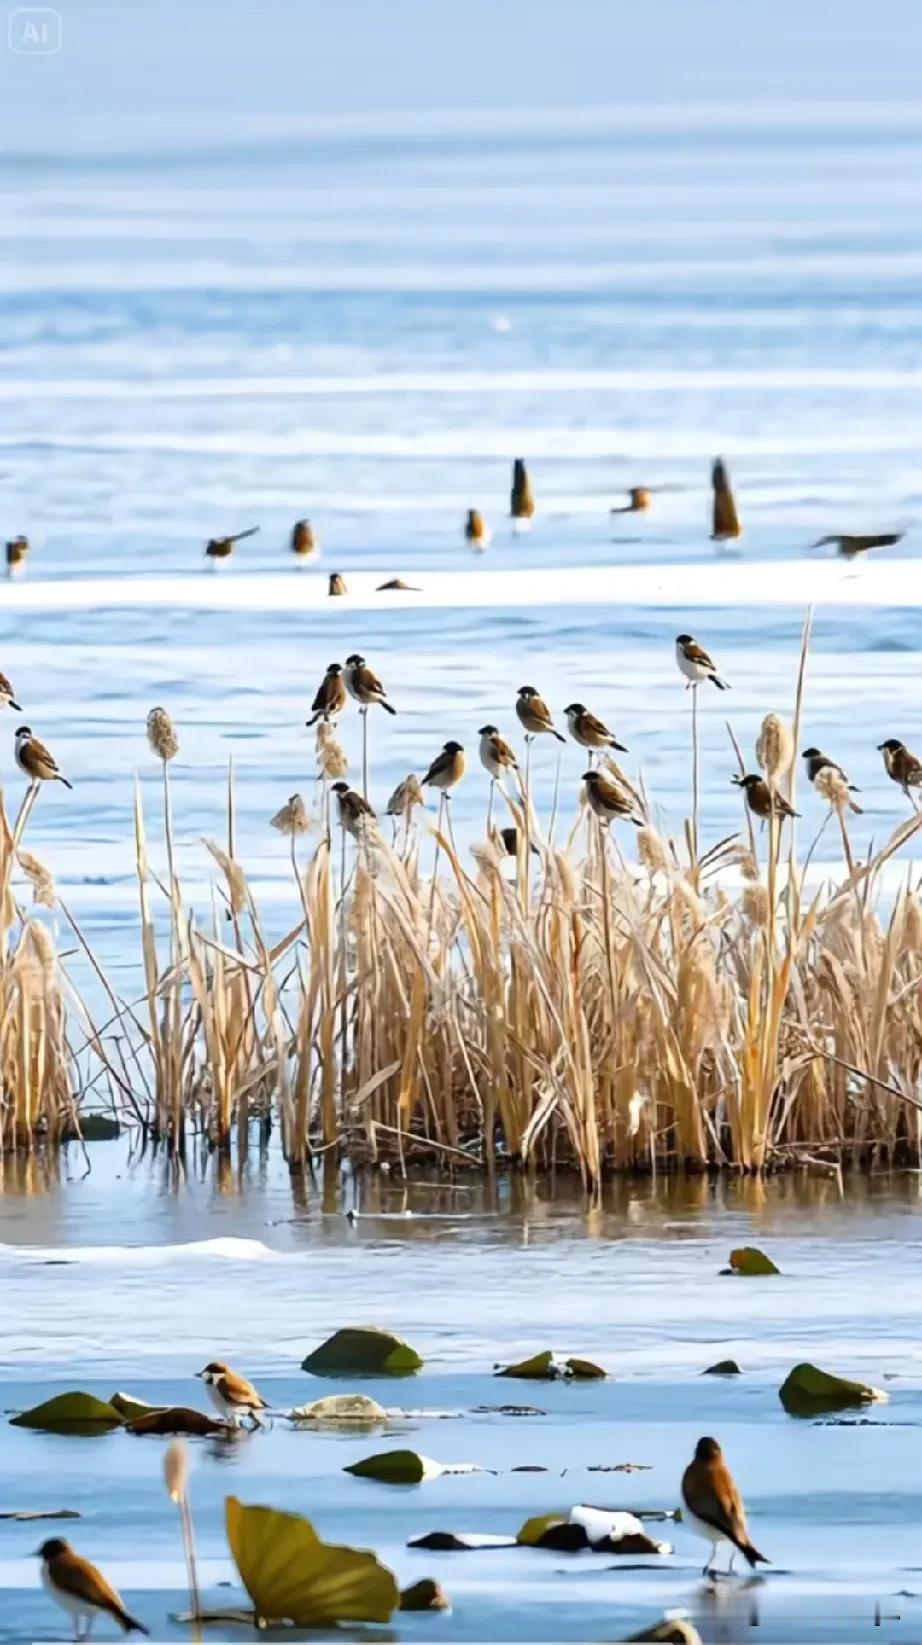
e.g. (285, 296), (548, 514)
(361, 707), (369, 801)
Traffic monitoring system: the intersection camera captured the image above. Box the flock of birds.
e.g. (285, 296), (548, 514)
(3, 456), (906, 591)
(30, 1357), (764, 1640)
(305, 642), (922, 850)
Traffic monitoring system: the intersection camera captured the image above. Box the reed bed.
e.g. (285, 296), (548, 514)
(5, 626), (922, 1184)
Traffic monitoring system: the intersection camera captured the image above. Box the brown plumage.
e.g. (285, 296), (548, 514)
(328, 572), (347, 596)
(516, 685), (565, 742)
(332, 781), (377, 840)
(676, 633), (730, 690)
(38, 1538), (148, 1635)
(711, 458), (742, 540)
(611, 486), (651, 514)
(386, 773), (425, 819)
(204, 526), (259, 560)
(6, 535), (28, 570)
(15, 727), (72, 789)
(878, 738), (922, 797)
(465, 508), (490, 548)
(681, 1436), (767, 1576)
(497, 825), (538, 858)
(510, 458), (535, 520)
(733, 773), (798, 820)
(197, 1359), (269, 1422)
(0, 669), (21, 711)
(582, 769), (643, 826)
(422, 741), (466, 793)
(814, 532), (903, 560)
(290, 518), (318, 558)
(478, 724), (519, 780)
(307, 663), (347, 726)
(344, 654), (396, 714)
(565, 703), (627, 752)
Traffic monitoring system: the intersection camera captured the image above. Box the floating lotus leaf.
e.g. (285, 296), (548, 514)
(779, 1362), (886, 1417)
(728, 1247), (780, 1276)
(495, 1352), (556, 1380)
(516, 1512), (568, 1546)
(301, 1327), (422, 1377)
(225, 1497), (398, 1626)
(11, 1392), (123, 1432)
(345, 1449), (480, 1484)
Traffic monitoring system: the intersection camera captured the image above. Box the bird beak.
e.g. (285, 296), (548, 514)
(876, 743), (884, 751)
(194, 1370), (203, 1378)
(730, 775), (742, 787)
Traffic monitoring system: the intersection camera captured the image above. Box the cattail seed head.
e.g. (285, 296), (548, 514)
(814, 765), (850, 811)
(147, 707), (179, 763)
(316, 721), (348, 780)
(17, 848), (56, 908)
(755, 713), (793, 782)
(743, 883), (769, 925)
(163, 1439), (188, 1505)
(636, 826), (669, 875)
(271, 794), (310, 836)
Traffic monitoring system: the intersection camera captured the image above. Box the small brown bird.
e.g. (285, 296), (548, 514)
(6, 534), (28, 572)
(565, 702), (627, 753)
(510, 458), (535, 524)
(814, 532), (903, 560)
(37, 1537), (149, 1636)
(197, 1360), (269, 1427)
(328, 572), (348, 596)
(582, 769), (643, 826)
(878, 737), (922, 798)
(497, 825), (538, 858)
(681, 1436), (767, 1577)
(676, 634), (729, 690)
(307, 662), (347, 726)
(290, 518), (318, 559)
(516, 685), (565, 742)
(204, 526), (259, 561)
(344, 654), (396, 715)
(16, 726), (72, 789)
(711, 458), (742, 541)
(332, 781), (377, 840)
(478, 724), (519, 781)
(465, 508), (491, 550)
(386, 773), (425, 820)
(611, 486), (651, 515)
(0, 669), (22, 711)
(733, 773), (798, 821)
(422, 740), (466, 795)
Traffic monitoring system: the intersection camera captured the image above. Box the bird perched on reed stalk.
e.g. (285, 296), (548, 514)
(813, 532), (903, 560)
(611, 486), (651, 515)
(6, 534), (28, 572)
(565, 703), (627, 754)
(37, 1538), (149, 1636)
(478, 725), (519, 782)
(307, 662), (347, 726)
(878, 738), (922, 798)
(344, 655), (396, 715)
(16, 727), (72, 789)
(422, 741), (466, 795)
(675, 634), (730, 690)
(328, 572), (347, 596)
(0, 669), (22, 712)
(681, 1436), (767, 1577)
(290, 518), (318, 560)
(510, 458), (535, 527)
(465, 508), (491, 550)
(516, 685), (565, 742)
(711, 458), (742, 541)
(196, 1360), (269, 1427)
(582, 768), (643, 826)
(204, 526), (259, 561)
(385, 773), (425, 822)
(331, 781), (377, 840)
(496, 825), (539, 857)
(732, 773), (798, 820)
(802, 747), (859, 793)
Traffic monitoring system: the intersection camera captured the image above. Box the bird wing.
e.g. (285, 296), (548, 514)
(0, 669), (15, 696)
(681, 639), (715, 669)
(423, 749), (452, 784)
(358, 665), (386, 698)
(54, 1552), (133, 1621)
(529, 695), (555, 727)
(682, 1461), (748, 1545)
(28, 736), (60, 773)
(581, 710), (611, 739)
(492, 734), (518, 767)
(219, 1369), (268, 1408)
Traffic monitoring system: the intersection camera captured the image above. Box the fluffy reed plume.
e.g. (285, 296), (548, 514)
(755, 713), (794, 784)
(316, 721), (348, 780)
(814, 763), (861, 816)
(147, 706), (179, 762)
(271, 794), (310, 836)
(386, 773), (425, 821)
(17, 848), (55, 907)
(636, 827), (669, 875)
(163, 1440), (200, 1627)
(742, 882), (770, 925)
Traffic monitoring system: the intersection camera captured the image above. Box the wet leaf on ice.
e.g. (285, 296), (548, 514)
(407, 1530), (516, 1551)
(344, 1449), (483, 1484)
(126, 1406), (228, 1436)
(494, 1351), (607, 1381)
(10, 1392), (124, 1433)
(627, 1618), (704, 1644)
(399, 1579), (449, 1611)
(702, 1360), (742, 1376)
(225, 1496), (399, 1625)
(290, 1394), (388, 1425)
(565, 1356), (607, 1380)
(517, 1506), (672, 1554)
(779, 1362), (886, 1416)
(301, 1327), (423, 1377)
(516, 1512), (568, 1546)
(108, 1392), (159, 1421)
(727, 1247), (780, 1276)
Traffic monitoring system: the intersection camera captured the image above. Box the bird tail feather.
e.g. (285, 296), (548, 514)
(740, 1540), (768, 1568)
(381, 701), (397, 716)
(712, 676), (730, 691)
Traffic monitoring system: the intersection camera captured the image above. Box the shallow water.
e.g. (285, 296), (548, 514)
(3, 1156), (922, 1642)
